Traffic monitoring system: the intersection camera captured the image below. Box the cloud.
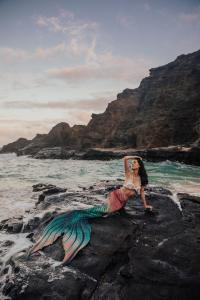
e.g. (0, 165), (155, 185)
(116, 15), (135, 28)
(0, 71), (53, 92)
(0, 119), (59, 146)
(35, 13), (97, 35)
(34, 11), (98, 60)
(1, 97), (111, 111)
(0, 47), (31, 63)
(0, 10), (98, 63)
(0, 113), (93, 146)
(47, 52), (151, 84)
(0, 42), (69, 63)
(70, 111), (92, 124)
(0, 39), (96, 65)
(179, 6), (200, 24)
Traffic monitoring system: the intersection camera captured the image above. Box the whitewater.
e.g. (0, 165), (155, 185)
(0, 153), (200, 221)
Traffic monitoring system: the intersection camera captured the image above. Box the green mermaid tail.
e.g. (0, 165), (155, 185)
(28, 188), (126, 264)
(28, 203), (108, 264)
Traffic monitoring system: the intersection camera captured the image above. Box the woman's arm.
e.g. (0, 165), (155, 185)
(123, 156), (131, 175)
(123, 155), (141, 175)
(140, 186), (152, 209)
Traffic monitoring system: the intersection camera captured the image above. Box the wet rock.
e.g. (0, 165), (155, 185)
(1, 183), (200, 299)
(28, 146), (200, 166)
(34, 147), (74, 159)
(0, 240), (15, 247)
(177, 193), (200, 204)
(2, 256), (96, 300)
(36, 188), (67, 206)
(22, 211), (57, 233)
(32, 183), (57, 192)
(0, 218), (23, 233)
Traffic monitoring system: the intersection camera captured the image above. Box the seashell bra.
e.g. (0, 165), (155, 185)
(123, 177), (141, 194)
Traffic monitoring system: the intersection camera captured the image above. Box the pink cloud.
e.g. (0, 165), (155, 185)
(47, 52), (152, 83)
(2, 97), (111, 111)
(70, 111), (92, 124)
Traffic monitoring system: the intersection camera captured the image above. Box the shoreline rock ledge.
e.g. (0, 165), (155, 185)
(0, 181), (200, 299)
(33, 145), (200, 166)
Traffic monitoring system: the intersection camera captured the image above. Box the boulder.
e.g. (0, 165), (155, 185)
(0, 182), (200, 299)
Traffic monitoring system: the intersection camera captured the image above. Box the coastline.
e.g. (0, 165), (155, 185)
(11, 145), (200, 166)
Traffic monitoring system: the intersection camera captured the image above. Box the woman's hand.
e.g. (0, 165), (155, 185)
(123, 156), (135, 160)
(144, 204), (153, 210)
(123, 155), (142, 160)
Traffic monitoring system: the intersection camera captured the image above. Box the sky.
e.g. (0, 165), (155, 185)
(0, 0), (200, 146)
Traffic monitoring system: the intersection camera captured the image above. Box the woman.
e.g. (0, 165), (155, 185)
(123, 155), (153, 210)
(28, 156), (152, 264)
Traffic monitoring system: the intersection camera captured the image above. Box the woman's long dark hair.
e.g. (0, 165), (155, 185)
(135, 158), (148, 187)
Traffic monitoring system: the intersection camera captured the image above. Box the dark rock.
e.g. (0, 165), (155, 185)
(32, 183), (57, 192)
(0, 218), (23, 233)
(72, 146), (200, 166)
(35, 187), (67, 205)
(0, 137), (31, 154)
(17, 133), (48, 156)
(0, 240), (15, 247)
(22, 211), (57, 233)
(1, 183), (200, 300)
(34, 147), (75, 159)
(2, 257), (96, 300)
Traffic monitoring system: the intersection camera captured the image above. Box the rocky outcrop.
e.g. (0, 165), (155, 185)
(31, 145), (200, 166)
(0, 138), (31, 154)
(83, 89), (139, 148)
(84, 49), (200, 148)
(42, 122), (87, 149)
(134, 51), (200, 148)
(16, 133), (48, 156)
(0, 181), (200, 299)
(15, 123), (87, 156)
(1, 49), (200, 155)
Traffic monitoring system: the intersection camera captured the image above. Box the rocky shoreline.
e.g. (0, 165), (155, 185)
(15, 145), (200, 166)
(0, 181), (200, 299)
(1, 140), (200, 166)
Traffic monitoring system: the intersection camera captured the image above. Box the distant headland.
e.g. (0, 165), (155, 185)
(1, 49), (200, 165)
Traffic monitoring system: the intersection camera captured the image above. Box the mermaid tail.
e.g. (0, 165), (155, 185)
(28, 203), (108, 264)
(28, 188), (127, 264)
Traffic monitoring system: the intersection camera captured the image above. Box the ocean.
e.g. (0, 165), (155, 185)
(0, 153), (200, 222)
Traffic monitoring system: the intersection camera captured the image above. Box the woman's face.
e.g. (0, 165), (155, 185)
(132, 159), (140, 170)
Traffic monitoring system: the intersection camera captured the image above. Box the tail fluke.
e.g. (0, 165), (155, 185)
(28, 213), (70, 255)
(62, 219), (91, 263)
(28, 204), (107, 263)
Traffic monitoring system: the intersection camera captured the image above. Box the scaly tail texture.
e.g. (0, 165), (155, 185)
(28, 203), (109, 264)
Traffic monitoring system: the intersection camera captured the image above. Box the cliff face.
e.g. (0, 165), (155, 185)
(84, 49), (200, 148)
(1, 49), (200, 154)
(83, 89), (140, 148)
(134, 51), (200, 147)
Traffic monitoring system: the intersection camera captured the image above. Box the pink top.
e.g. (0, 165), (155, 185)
(107, 188), (127, 213)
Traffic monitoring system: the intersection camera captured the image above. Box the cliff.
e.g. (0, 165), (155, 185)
(1, 49), (200, 155)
